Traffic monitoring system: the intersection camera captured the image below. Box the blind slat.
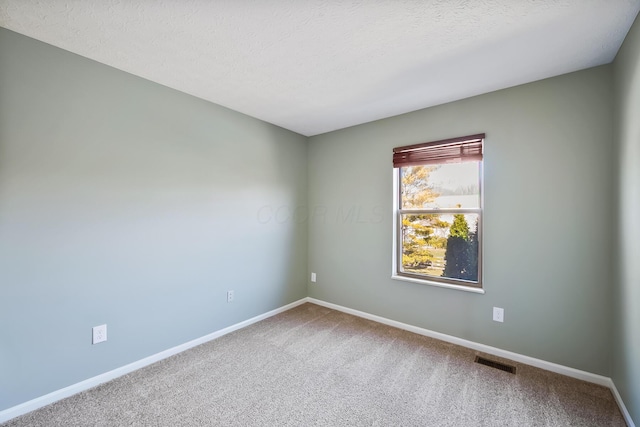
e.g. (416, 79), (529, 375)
(393, 133), (484, 168)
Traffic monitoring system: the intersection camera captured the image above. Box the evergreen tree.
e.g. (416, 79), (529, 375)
(448, 214), (469, 239)
(443, 214), (471, 280)
(463, 218), (479, 281)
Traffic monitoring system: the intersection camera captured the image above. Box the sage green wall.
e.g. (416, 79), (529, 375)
(0, 28), (307, 411)
(307, 65), (614, 376)
(613, 12), (640, 425)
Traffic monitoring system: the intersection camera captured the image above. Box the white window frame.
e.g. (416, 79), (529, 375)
(391, 135), (485, 294)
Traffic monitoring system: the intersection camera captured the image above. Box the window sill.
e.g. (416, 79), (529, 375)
(391, 275), (485, 294)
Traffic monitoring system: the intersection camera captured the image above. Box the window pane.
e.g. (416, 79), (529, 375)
(400, 213), (479, 282)
(401, 162), (480, 209)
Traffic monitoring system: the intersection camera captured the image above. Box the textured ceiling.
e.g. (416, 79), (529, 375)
(1, 1), (639, 136)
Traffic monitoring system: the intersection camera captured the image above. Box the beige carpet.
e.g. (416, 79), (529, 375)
(2, 303), (625, 426)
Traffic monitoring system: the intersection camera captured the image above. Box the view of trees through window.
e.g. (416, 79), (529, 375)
(399, 162), (481, 283)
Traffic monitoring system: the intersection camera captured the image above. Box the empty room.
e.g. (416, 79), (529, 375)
(1, 1), (639, 426)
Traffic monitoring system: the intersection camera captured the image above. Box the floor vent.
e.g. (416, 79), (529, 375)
(474, 356), (517, 374)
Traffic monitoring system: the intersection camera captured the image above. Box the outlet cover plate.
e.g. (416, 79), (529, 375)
(227, 290), (234, 303)
(493, 307), (504, 323)
(92, 324), (107, 344)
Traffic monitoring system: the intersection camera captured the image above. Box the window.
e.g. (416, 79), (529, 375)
(393, 134), (484, 290)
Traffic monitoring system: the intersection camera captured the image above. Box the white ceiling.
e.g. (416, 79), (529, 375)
(1, 1), (639, 136)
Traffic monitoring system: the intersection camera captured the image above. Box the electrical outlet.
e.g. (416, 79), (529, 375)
(493, 307), (504, 323)
(227, 290), (234, 303)
(92, 324), (107, 344)
(311, 272), (316, 283)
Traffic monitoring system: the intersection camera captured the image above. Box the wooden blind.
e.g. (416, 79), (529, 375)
(393, 133), (485, 168)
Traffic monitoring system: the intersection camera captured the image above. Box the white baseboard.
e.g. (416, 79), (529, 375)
(0, 298), (308, 424)
(609, 379), (637, 427)
(307, 298), (635, 427)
